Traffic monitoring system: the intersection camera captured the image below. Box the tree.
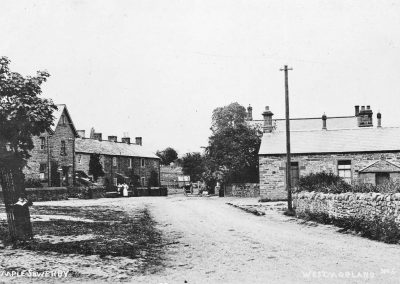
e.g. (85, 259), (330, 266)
(205, 103), (262, 185)
(181, 152), (205, 182)
(156, 147), (178, 165)
(0, 56), (56, 241)
(88, 153), (105, 182)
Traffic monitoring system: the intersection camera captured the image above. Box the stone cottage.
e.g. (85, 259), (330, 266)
(24, 104), (78, 187)
(257, 105), (400, 200)
(75, 134), (160, 187)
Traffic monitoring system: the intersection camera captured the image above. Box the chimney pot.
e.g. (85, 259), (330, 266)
(122, 137), (131, 144)
(355, 105), (360, 116)
(367, 105), (370, 110)
(361, 106), (365, 111)
(262, 106), (274, 133)
(377, 112), (382, 127)
(322, 113), (327, 130)
(246, 105), (253, 121)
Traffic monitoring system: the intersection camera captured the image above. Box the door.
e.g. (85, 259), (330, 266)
(290, 162), (300, 189)
(375, 172), (390, 185)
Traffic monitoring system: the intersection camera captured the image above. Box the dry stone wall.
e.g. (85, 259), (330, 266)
(224, 183), (260, 197)
(294, 191), (400, 223)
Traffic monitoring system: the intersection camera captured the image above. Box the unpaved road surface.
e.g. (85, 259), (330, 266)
(2, 195), (400, 283)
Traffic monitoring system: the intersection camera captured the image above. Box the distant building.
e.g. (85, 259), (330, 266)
(256, 105), (400, 200)
(75, 135), (160, 187)
(24, 104), (78, 187)
(160, 165), (184, 188)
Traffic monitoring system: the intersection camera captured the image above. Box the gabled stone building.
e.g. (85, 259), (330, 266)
(75, 134), (160, 187)
(256, 105), (400, 200)
(24, 104), (78, 187)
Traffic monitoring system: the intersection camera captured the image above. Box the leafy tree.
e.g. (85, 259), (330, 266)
(0, 56), (56, 241)
(205, 103), (262, 185)
(88, 153), (105, 182)
(156, 147), (178, 165)
(181, 152), (205, 182)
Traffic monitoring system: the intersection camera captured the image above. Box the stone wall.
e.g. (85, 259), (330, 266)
(259, 152), (400, 201)
(294, 191), (400, 223)
(224, 183), (260, 197)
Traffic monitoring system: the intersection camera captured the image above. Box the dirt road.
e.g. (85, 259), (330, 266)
(94, 195), (400, 284)
(2, 195), (400, 283)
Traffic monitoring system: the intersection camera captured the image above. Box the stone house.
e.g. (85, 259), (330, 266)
(24, 104), (78, 187)
(75, 134), (160, 188)
(257, 105), (400, 200)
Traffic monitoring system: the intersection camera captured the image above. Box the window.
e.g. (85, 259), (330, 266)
(141, 158), (145, 167)
(129, 158), (132, 168)
(40, 137), (46, 150)
(77, 154), (82, 164)
(61, 115), (66, 125)
(338, 160), (352, 184)
(39, 163), (46, 180)
(141, 177), (146, 186)
(61, 140), (66, 156)
(113, 157), (117, 167)
(113, 178), (118, 186)
(290, 162), (300, 188)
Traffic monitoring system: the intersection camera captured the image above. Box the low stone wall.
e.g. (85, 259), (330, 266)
(294, 191), (400, 223)
(224, 183), (260, 198)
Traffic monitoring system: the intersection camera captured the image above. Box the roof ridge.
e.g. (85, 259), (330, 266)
(270, 126), (400, 134)
(252, 115), (355, 122)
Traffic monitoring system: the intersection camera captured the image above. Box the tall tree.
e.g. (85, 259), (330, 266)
(156, 147), (178, 165)
(206, 102), (262, 185)
(0, 56), (56, 241)
(88, 153), (105, 182)
(181, 152), (205, 182)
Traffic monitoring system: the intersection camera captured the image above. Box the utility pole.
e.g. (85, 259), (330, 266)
(280, 65), (293, 212)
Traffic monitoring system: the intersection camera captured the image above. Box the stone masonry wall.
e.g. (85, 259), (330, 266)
(259, 152), (400, 201)
(224, 183), (260, 197)
(294, 191), (400, 224)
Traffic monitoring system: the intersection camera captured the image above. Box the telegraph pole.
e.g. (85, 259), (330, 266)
(280, 65), (293, 212)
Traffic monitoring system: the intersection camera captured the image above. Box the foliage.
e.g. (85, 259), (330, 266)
(88, 154), (105, 182)
(297, 210), (400, 244)
(24, 178), (43, 188)
(298, 172), (400, 194)
(148, 170), (159, 187)
(211, 102), (248, 133)
(297, 172), (352, 193)
(181, 152), (205, 182)
(206, 122), (261, 184)
(0, 56), (56, 168)
(156, 147), (178, 166)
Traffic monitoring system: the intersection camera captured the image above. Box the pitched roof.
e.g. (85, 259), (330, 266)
(249, 116), (357, 131)
(259, 127), (400, 155)
(359, 160), (400, 173)
(50, 104), (78, 136)
(75, 138), (159, 159)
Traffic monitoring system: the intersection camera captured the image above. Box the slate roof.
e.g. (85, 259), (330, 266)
(249, 116), (357, 131)
(259, 127), (400, 155)
(75, 138), (159, 159)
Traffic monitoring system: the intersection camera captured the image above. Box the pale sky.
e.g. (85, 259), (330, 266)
(1, 0), (400, 155)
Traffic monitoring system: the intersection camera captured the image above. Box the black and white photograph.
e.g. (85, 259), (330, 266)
(1, 1), (400, 283)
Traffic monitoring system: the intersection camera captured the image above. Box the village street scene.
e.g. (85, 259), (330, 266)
(2, 1), (400, 283)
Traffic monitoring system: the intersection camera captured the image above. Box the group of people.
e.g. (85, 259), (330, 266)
(117, 183), (129, 197)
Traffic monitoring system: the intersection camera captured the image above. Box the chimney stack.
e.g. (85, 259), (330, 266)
(93, 133), (102, 141)
(135, 137), (142, 146)
(246, 105), (253, 121)
(77, 130), (85, 138)
(322, 113), (327, 130)
(377, 112), (382, 127)
(262, 106), (274, 133)
(108, 136), (117, 142)
(122, 137), (131, 144)
(354, 105), (360, 116)
(358, 105), (373, 127)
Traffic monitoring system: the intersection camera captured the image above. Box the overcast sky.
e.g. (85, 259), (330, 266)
(1, 0), (400, 155)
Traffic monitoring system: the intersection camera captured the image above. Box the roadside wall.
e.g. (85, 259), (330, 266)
(294, 191), (400, 223)
(224, 183), (260, 197)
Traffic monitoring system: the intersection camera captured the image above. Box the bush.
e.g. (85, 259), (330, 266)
(297, 172), (351, 193)
(24, 178), (43, 188)
(297, 210), (400, 244)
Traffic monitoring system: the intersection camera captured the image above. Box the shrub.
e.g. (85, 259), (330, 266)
(297, 172), (351, 193)
(24, 178), (43, 188)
